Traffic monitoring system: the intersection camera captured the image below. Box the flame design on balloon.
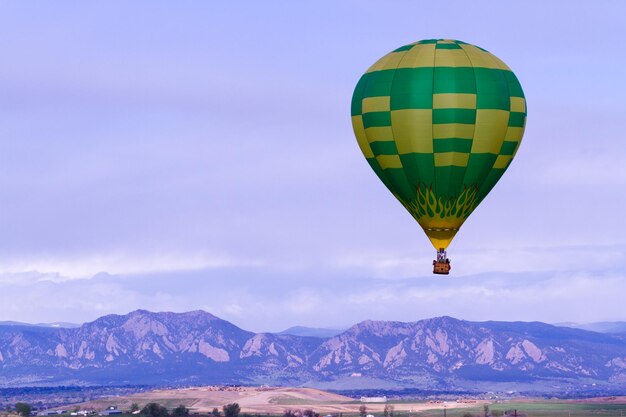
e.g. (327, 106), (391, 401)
(401, 185), (479, 225)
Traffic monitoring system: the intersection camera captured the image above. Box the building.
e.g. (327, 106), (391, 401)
(360, 396), (387, 403)
(99, 407), (122, 416)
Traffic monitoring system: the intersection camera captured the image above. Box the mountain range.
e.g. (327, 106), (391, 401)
(279, 326), (344, 338)
(2, 310), (626, 393)
(556, 321), (626, 334)
(0, 321), (81, 328)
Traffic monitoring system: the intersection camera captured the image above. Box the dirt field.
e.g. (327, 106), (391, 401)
(77, 387), (626, 416)
(78, 386), (483, 414)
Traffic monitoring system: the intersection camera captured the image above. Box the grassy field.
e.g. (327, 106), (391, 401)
(389, 401), (626, 417)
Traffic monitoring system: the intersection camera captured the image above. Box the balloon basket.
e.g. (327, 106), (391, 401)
(433, 261), (451, 275)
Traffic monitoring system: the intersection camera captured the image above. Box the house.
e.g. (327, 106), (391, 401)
(99, 407), (122, 416)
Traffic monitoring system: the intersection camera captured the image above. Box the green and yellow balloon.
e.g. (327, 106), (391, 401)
(351, 39), (526, 266)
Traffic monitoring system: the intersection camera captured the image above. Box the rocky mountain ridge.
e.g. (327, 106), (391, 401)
(2, 310), (626, 391)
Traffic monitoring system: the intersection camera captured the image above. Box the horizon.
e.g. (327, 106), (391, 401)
(1, 1), (625, 332)
(3, 308), (626, 334)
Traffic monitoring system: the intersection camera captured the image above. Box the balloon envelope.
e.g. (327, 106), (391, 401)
(351, 39), (526, 250)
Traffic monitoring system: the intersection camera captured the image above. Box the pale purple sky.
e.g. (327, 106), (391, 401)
(0, 1), (625, 332)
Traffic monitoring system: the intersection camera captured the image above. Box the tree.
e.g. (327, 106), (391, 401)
(212, 408), (221, 417)
(282, 410), (298, 417)
(172, 406), (189, 417)
(302, 410), (316, 417)
(223, 403), (241, 417)
(15, 403), (32, 417)
(383, 405), (394, 417)
(359, 405), (367, 417)
(131, 404), (140, 413)
(141, 403), (169, 417)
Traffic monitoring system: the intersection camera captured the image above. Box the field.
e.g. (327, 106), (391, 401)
(75, 386), (626, 417)
(76, 386), (483, 414)
(433, 400), (626, 417)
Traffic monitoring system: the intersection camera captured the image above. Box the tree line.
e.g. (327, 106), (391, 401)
(7, 403), (245, 417)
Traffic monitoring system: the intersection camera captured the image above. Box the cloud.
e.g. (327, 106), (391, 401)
(0, 251), (266, 281)
(0, 271), (64, 286)
(332, 244), (626, 279)
(1, 245), (624, 332)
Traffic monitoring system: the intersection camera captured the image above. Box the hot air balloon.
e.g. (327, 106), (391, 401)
(351, 39), (526, 275)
